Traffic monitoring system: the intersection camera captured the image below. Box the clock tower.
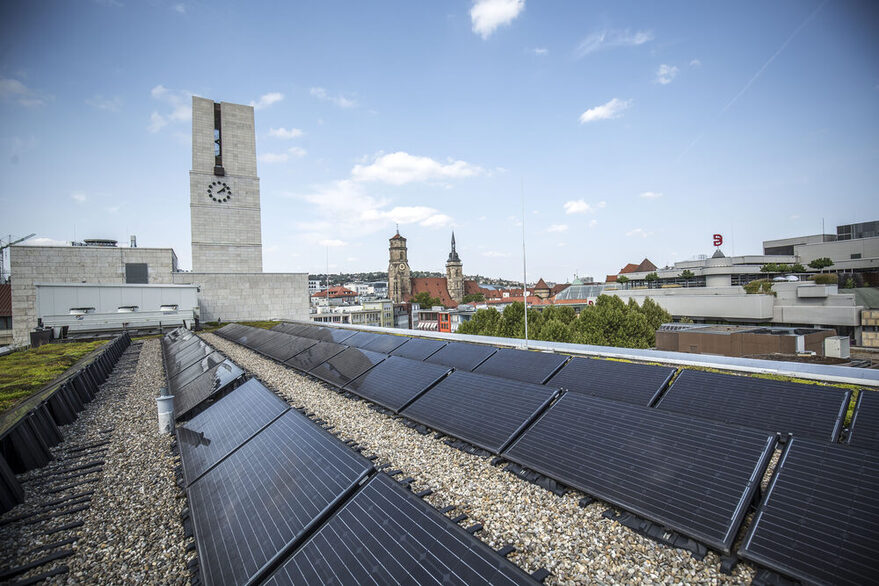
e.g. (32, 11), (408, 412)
(190, 96), (262, 273)
(388, 229), (412, 303)
(445, 231), (464, 304)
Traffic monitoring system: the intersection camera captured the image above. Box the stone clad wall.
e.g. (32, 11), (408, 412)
(172, 272), (308, 322)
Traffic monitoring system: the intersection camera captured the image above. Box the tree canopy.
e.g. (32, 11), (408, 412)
(808, 257), (834, 271)
(457, 295), (671, 348)
(410, 291), (443, 308)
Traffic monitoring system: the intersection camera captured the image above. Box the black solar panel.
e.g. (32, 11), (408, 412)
(258, 334), (318, 364)
(187, 410), (374, 586)
(168, 351), (226, 394)
(283, 341), (347, 373)
(265, 473), (538, 586)
(390, 337), (447, 361)
(545, 357), (676, 406)
(271, 322), (312, 337)
(425, 341), (497, 371)
(402, 371), (558, 453)
(214, 323), (248, 341)
(235, 327), (275, 350)
(473, 347), (569, 385)
(656, 369), (851, 442)
(246, 329), (290, 352)
(162, 331), (202, 358)
(343, 356), (452, 412)
(298, 326), (357, 344)
(503, 392), (777, 554)
(341, 331), (382, 349)
(173, 360), (245, 420)
(739, 438), (879, 585)
(177, 379), (289, 486)
(167, 339), (214, 377)
(848, 390), (879, 450)
(308, 348), (387, 388)
(361, 334), (411, 354)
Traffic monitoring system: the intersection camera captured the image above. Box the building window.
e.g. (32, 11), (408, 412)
(851, 253), (862, 259)
(125, 263), (148, 284)
(214, 102), (223, 168)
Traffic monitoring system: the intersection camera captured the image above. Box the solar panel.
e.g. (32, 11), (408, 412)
(362, 334), (411, 354)
(265, 473), (538, 586)
(258, 334), (318, 364)
(162, 330), (202, 358)
(848, 390), (879, 450)
(297, 326), (357, 344)
(390, 337), (447, 361)
(187, 409), (374, 586)
(402, 371), (558, 454)
(168, 351), (226, 394)
(473, 348), (569, 385)
(656, 369), (851, 442)
(503, 392), (777, 554)
(425, 341), (497, 371)
(173, 360), (245, 420)
(341, 331), (382, 349)
(739, 438), (879, 585)
(545, 357), (676, 406)
(283, 341), (347, 373)
(166, 339), (214, 377)
(235, 327), (276, 350)
(214, 323), (248, 341)
(177, 379), (290, 486)
(343, 356), (452, 412)
(246, 329), (290, 352)
(309, 348), (387, 388)
(271, 322), (312, 337)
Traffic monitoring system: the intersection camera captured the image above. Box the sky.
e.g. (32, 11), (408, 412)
(1, 0), (877, 284)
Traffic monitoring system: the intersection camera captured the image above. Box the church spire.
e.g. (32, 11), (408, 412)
(448, 231), (460, 262)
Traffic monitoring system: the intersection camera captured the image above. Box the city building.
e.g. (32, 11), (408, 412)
(311, 286), (357, 306)
(0, 283), (11, 346)
(9, 97), (309, 345)
(655, 323), (837, 358)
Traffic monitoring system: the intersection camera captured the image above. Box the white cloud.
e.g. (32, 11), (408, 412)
(352, 151), (483, 185)
(589, 219), (598, 228)
(532, 47), (548, 56)
(575, 29), (653, 58)
(639, 191), (663, 199)
(0, 78), (50, 107)
(547, 224), (568, 233)
(287, 146), (307, 158)
(470, 0), (525, 39)
(148, 84), (191, 133)
(309, 87), (357, 109)
(563, 199), (599, 214)
(250, 92), (283, 110)
(319, 239), (347, 247)
(71, 192), (87, 203)
(690, 58), (702, 68)
(172, 3), (185, 13)
(269, 127), (304, 139)
(86, 94), (122, 111)
(21, 237), (69, 247)
(482, 250), (511, 258)
(655, 64), (679, 85)
(579, 98), (631, 124)
(626, 228), (652, 238)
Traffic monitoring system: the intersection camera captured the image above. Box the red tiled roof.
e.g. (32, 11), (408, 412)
(485, 295), (544, 306)
(0, 284), (10, 317)
(390, 232), (405, 240)
(463, 280), (482, 295)
(534, 278), (550, 290)
(619, 263), (640, 274)
(636, 258), (657, 273)
(410, 277), (457, 308)
(606, 275), (619, 282)
(311, 285), (357, 299)
(550, 283), (570, 296)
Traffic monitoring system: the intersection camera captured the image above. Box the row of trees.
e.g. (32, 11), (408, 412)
(759, 258), (833, 273)
(457, 295), (671, 348)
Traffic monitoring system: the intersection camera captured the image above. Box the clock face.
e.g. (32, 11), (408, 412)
(207, 180), (233, 203)
(399, 263), (406, 270)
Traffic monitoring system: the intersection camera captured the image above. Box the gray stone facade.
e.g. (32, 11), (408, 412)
(388, 232), (411, 303)
(173, 272), (308, 322)
(190, 96), (262, 273)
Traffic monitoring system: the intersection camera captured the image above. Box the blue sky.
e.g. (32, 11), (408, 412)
(1, 0), (877, 283)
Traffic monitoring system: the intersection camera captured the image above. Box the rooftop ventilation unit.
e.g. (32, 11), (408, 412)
(77, 239), (118, 247)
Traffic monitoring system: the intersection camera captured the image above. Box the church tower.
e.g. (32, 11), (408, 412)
(388, 229), (412, 303)
(190, 96), (262, 273)
(445, 231), (464, 303)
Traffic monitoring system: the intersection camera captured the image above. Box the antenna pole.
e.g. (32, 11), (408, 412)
(521, 178), (528, 348)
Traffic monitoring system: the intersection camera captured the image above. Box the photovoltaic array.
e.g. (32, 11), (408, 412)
(425, 341), (497, 371)
(308, 347), (387, 388)
(473, 347), (569, 385)
(343, 356), (452, 412)
(848, 390), (879, 450)
(545, 356), (676, 406)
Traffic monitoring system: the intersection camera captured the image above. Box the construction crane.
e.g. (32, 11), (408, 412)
(0, 233), (36, 283)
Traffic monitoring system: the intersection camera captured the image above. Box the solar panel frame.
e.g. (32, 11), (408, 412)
(177, 379), (290, 487)
(545, 356), (677, 406)
(401, 371), (559, 454)
(739, 438), (879, 585)
(343, 356), (452, 412)
(166, 340), (215, 377)
(173, 360), (245, 420)
(503, 392), (777, 554)
(283, 340), (347, 373)
(264, 473), (538, 586)
(214, 323), (248, 341)
(848, 390), (879, 450)
(390, 337), (447, 361)
(308, 348), (387, 389)
(235, 327), (276, 350)
(340, 331), (382, 349)
(656, 369), (851, 442)
(473, 347), (570, 385)
(296, 326), (357, 344)
(168, 350), (227, 394)
(186, 409), (374, 586)
(424, 341), (497, 371)
(361, 334), (411, 354)
(271, 323), (313, 337)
